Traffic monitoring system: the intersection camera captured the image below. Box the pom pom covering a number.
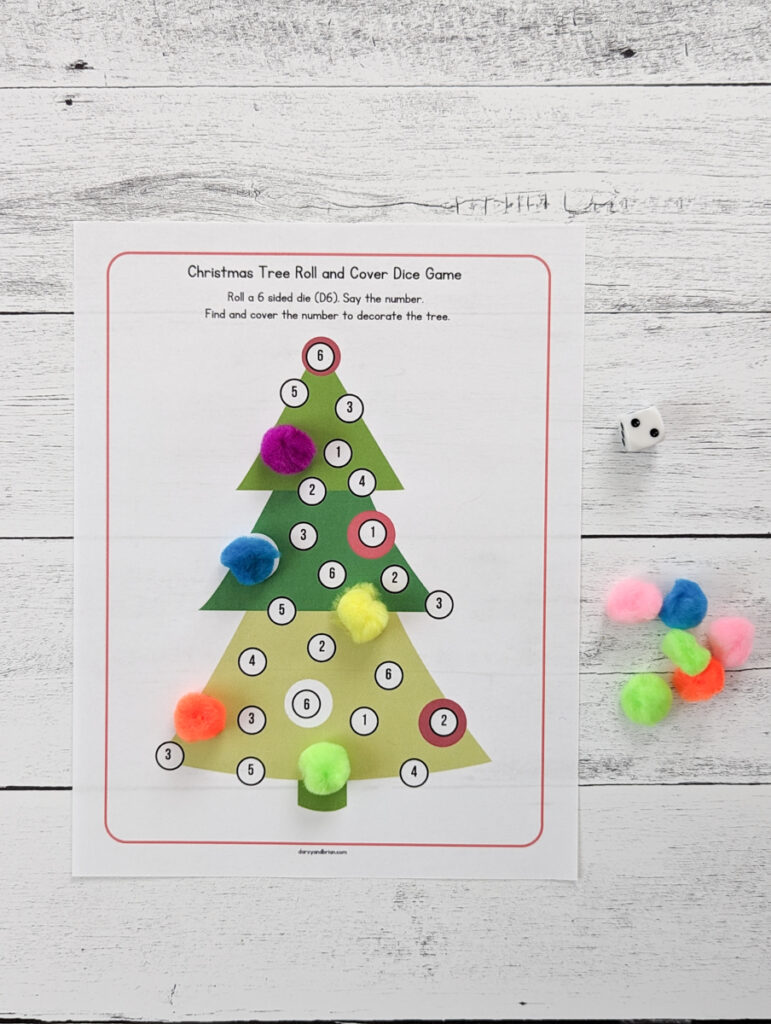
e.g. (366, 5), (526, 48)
(605, 578), (663, 623)
(220, 534), (280, 585)
(298, 742), (351, 795)
(335, 582), (389, 644)
(661, 629), (711, 676)
(672, 657), (725, 702)
(708, 617), (754, 669)
(620, 673), (673, 725)
(659, 578), (708, 629)
(174, 692), (226, 742)
(260, 424), (316, 475)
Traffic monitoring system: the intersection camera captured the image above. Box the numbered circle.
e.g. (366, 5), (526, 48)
(381, 565), (410, 593)
(155, 741), (184, 770)
(238, 647), (267, 676)
(430, 708), (458, 736)
(292, 689), (321, 718)
(236, 757), (266, 786)
(335, 394), (364, 423)
(279, 378), (309, 408)
(237, 706), (267, 735)
(289, 522), (318, 550)
(302, 336), (341, 376)
(324, 438), (353, 468)
(418, 698), (467, 747)
(267, 596), (296, 625)
(307, 633), (336, 662)
(298, 477), (326, 506)
(361, 520), (387, 547)
(318, 560), (347, 589)
(425, 590), (454, 619)
(348, 468), (376, 497)
(375, 661), (403, 690)
(347, 510), (396, 559)
(350, 706), (379, 736)
(400, 758), (429, 788)
(284, 679), (333, 728)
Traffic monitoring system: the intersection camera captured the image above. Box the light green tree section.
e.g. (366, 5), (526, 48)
(177, 611), (489, 781)
(238, 370), (403, 491)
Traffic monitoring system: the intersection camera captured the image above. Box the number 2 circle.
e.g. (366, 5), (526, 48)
(298, 477), (326, 506)
(381, 565), (409, 593)
(307, 633), (336, 662)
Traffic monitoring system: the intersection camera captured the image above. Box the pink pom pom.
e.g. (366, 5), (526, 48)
(260, 424), (316, 475)
(707, 617), (754, 669)
(605, 578), (663, 624)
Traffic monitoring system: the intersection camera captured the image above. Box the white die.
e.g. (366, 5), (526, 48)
(619, 406), (664, 451)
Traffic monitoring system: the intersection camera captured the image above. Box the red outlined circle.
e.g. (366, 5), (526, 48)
(418, 699), (467, 747)
(347, 510), (396, 559)
(302, 337), (341, 376)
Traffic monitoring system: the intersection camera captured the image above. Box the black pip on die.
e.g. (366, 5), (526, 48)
(619, 406), (665, 452)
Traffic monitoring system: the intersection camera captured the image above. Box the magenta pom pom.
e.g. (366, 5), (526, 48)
(260, 425), (316, 475)
(707, 617), (754, 669)
(605, 578), (663, 624)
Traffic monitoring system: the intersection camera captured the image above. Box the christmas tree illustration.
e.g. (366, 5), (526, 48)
(159, 337), (489, 810)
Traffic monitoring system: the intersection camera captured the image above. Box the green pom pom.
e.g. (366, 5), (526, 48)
(661, 628), (710, 676)
(620, 673), (673, 725)
(298, 742), (351, 796)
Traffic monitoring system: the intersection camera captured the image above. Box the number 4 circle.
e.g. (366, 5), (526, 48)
(400, 758), (429, 788)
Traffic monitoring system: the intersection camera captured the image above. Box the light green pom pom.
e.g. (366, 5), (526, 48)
(298, 742), (351, 796)
(661, 628), (710, 676)
(620, 673), (673, 725)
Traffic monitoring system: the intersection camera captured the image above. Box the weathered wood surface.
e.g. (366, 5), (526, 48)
(1, 536), (767, 788)
(1, 0), (769, 86)
(0, 787), (767, 1020)
(1, 87), (769, 312)
(3, 312), (769, 538)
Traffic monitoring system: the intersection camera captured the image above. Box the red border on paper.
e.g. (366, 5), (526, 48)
(104, 250), (552, 849)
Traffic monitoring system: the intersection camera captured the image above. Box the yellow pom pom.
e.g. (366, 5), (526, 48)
(335, 582), (389, 644)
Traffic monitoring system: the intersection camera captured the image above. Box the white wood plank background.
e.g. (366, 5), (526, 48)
(1, 1), (769, 1020)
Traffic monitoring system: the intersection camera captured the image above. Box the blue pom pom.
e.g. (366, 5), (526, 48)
(659, 578), (708, 629)
(220, 535), (280, 585)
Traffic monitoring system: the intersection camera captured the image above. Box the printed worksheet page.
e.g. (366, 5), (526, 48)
(73, 222), (584, 878)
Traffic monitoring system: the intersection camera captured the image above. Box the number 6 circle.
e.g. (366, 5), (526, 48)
(284, 679), (333, 728)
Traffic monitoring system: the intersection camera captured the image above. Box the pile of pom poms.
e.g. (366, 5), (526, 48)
(606, 577), (754, 725)
(335, 582), (389, 644)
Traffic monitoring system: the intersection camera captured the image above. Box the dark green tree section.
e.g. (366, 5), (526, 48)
(202, 490), (429, 611)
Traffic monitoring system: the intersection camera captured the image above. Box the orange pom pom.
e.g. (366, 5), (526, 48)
(672, 657), (725, 702)
(174, 692), (226, 741)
